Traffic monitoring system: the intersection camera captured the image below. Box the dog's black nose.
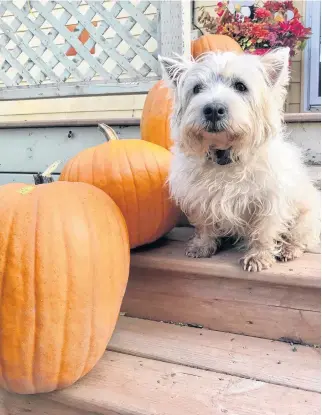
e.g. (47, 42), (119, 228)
(203, 104), (226, 122)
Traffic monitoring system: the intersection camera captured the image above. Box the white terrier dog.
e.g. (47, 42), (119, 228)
(159, 48), (320, 272)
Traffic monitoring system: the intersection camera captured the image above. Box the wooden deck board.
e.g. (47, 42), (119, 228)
(0, 393), (91, 415)
(123, 289), (320, 344)
(31, 352), (321, 415)
(0, 318), (319, 414)
(109, 317), (321, 393)
(131, 227), (321, 289)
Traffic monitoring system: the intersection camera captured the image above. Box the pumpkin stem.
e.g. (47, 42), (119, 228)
(33, 160), (61, 185)
(98, 123), (119, 141)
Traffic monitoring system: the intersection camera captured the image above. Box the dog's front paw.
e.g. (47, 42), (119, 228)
(185, 243), (217, 258)
(276, 244), (303, 262)
(241, 251), (275, 272)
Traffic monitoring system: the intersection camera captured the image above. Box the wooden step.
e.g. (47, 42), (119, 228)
(122, 228), (321, 345)
(110, 317), (320, 393)
(0, 116), (320, 187)
(0, 317), (319, 414)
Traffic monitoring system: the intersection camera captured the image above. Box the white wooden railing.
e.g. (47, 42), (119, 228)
(0, 0), (191, 100)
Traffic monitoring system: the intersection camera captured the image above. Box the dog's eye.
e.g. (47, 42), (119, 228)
(234, 81), (247, 92)
(193, 84), (202, 94)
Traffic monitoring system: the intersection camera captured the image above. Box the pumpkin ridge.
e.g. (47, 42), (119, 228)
(56, 196), (71, 388)
(77, 151), (82, 182)
(114, 144), (135, 245)
(51, 192), (68, 390)
(124, 145), (141, 247)
(63, 157), (70, 179)
(104, 194), (129, 283)
(18, 206), (26, 391)
(116, 206), (130, 290)
(206, 36), (210, 51)
(103, 196), (128, 298)
(65, 154), (73, 181)
(164, 93), (169, 148)
(102, 144), (110, 193)
(148, 149), (165, 241)
(166, 91), (172, 149)
(140, 147), (157, 241)
(114, 144), (128, 221)
(0, 197), (17, 391)
(31, 192), (40, 393)
(91, 146), (97, 184)
(67, 153), (78, 181)
(76, 189), (95, 378)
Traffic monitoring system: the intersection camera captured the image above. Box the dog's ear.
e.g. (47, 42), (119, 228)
(260, 47), (290, 87)
(158, 55), (190, 89)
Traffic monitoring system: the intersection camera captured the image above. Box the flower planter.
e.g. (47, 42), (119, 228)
(198, 1), (311, 62)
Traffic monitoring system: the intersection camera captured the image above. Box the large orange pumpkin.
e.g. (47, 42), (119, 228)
(60, 125), (180, 249)
(191, 34), (243, 58)
(141, 34), (243, 150)
(0, 179), (129, 394)
(141, 80), (173, 149)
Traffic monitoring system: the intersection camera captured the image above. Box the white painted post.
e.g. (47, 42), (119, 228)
(158, 0), (192, 58)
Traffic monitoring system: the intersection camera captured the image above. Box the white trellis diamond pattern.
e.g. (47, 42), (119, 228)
(0, 0), (160, 99)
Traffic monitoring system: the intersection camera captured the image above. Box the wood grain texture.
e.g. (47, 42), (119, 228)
(31, 351), (321, 415)
(131, 228), (321, 289)
(0, 316), (319, 414)
(122, 228), (321, 344)
(109, 317), (321, 393)
(123, 285), (320, 345)
(0, 392), (92, 415)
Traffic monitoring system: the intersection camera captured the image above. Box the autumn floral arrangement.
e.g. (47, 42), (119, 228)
(198, 1), (311, 56)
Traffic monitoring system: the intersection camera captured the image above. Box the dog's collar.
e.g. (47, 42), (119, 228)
(206, 148), (233, 165)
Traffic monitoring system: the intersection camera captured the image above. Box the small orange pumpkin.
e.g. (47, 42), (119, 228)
(0, 176), (129, 394)
(141, 35), (243, 150)
(60, 125), (180, 249)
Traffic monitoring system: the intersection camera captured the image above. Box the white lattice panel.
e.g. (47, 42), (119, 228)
(0, 0), (160, 99)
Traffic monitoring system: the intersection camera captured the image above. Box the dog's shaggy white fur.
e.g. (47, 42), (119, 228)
(159, 48), (320, 272)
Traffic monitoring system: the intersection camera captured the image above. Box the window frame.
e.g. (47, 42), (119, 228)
(303, 0), (321, 111)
